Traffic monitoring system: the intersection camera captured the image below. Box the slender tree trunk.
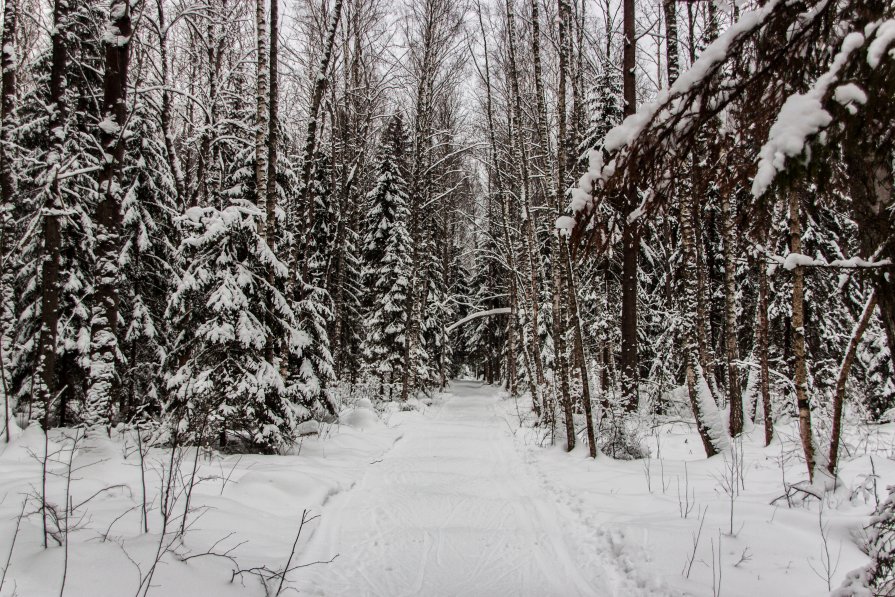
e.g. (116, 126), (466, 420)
(254, 0), (269, 235)
(504, 0), (545, 397)
(600, 259), (611, 407)
(662, 0), (679, 86)
(401, 4), (438, 402)
(620, 0), (639, 410)
(37, 0), (70, 424)
(85, 0), (133, 431)
(721, 190), (742, 436)
(555, 0), (575, 451)
(569, 0), (585, 162)
(476, 5), (518, 397)
(681, 181), (727, 457)
(0, 0), (17, 442)
(528, 0), (553, 187)
(263, 0), (280, 366)
(0, 0), (16, 219)
(564, 243), (596, 457)
(789, 190), (818, 481)
(757, 257), (773, 446)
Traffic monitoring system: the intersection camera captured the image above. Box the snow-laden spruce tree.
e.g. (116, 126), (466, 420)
(464, 242), (491, 378)
(10, 0), (106, 427)
(289, 151), (337, 418)
(422, 232), (453, 389)
(115, 96), (179, 423)
(166, 201), (305, 453)
(864, 327), (895, 421)
(448, 242), (473, 378)
(306, 150), (336, 291)
(304, 148), (365, 381)
(577, 56), (623, 168)
(329, 216), (364, 379)
(361, 114), (413, 396)
(573, 54), (645, 458)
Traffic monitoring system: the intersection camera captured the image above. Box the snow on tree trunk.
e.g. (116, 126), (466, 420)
(0, 0), (17, 441)
(720, 188), (743, 436)
(36, 0), (71, 425)
(681, 171), (728, 457)
(619, 0), (639, 412)
(788, 188), (826, 483)
(254, 0), (269, 237)
(84, 0), (133, 431)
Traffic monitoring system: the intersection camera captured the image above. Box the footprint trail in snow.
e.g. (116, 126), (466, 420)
(294, 380), (618, 597)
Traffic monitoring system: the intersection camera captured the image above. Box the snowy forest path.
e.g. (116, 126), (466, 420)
(292, 380), (613, 596)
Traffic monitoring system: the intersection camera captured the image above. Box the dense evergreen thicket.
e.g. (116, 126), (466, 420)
(0, 1), (891, 497)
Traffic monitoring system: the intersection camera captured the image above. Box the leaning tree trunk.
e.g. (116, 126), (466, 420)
(85, 0), (133, 431)
(845, 140), (895, 379)
(828, 291), (877, 477)
(564, 242), (596, 457)
(681, 185), (728, 457)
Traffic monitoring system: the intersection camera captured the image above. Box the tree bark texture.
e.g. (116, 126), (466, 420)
(85, 0), (133, 430)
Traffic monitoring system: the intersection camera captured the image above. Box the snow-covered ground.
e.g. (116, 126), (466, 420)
(1, 380), (892, 596)
(293, 381), (651, 596)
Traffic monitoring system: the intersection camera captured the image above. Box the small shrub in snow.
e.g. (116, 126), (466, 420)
(836, 484), (895, 596)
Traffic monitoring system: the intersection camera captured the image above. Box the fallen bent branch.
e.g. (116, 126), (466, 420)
(445, 307), (512, 333)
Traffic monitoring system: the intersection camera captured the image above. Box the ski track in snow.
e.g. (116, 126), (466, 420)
(294, 380), (632, 596)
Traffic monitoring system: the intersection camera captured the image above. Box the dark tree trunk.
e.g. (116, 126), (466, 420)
(620, 221), (639, 409)
(1, 0), (18, 441)
(757, 258), (773, 446)
(38, 0), (71, 424)
(254, 0), (269, 231)
(620, 0), (639, 410)
(85, 0), (133, 429)
(0, 0), (16, 239)
(845, 144), (895, 378)
(262, 0), (280, 365)
(789, 190), (817, 481)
